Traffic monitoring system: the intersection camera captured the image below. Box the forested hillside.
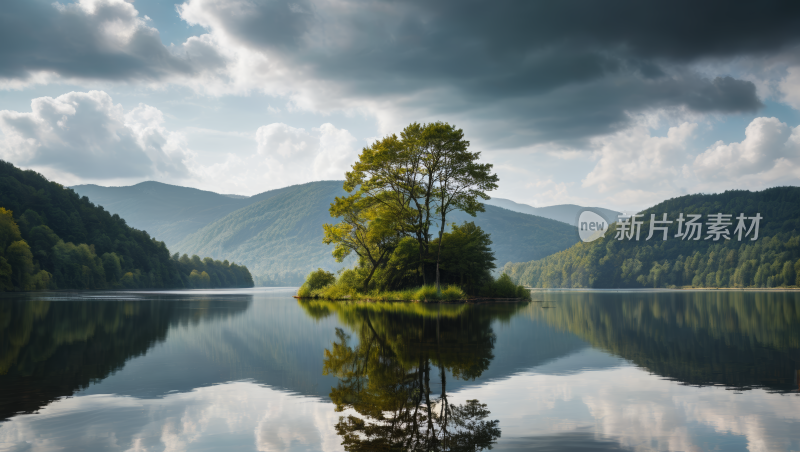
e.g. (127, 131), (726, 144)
(172, 181), (579, 286)
(505, 187), (800, 288)
(0, 160), (253, 291)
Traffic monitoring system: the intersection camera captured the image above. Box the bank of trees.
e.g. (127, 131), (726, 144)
(172, 253), (253, 289)
(505, 187), (800, 289)
(0, 159), (253, 291)
(303, 122), (527, 300)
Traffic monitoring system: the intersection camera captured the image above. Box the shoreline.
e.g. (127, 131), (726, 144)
(527, 287), (800, 292)
(294, 296), (528, 303)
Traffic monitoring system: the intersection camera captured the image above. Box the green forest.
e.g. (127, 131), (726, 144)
(0, 160), (253, 291)
(505, 187), (800, 288)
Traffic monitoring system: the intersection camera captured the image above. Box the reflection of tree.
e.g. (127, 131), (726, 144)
(316, 301), (518, 451)
(0, 295), (251, 420)
(527, 291), (800, 392)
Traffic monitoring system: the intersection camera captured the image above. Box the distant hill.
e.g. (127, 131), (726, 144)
(174, 181), (351, 284)
(76, 181), (580, 285)
(485, 198), (621, 225)
(505, 187), (800, 289)
(71, 182), (252, 249)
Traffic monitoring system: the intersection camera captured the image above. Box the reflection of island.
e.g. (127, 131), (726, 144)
(305, 301), (522, 451)
(527, 291), (800, 392)
(0, 294), (251, 421)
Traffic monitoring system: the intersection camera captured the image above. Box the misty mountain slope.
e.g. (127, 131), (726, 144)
(485, 198), (621, 225)
(72, 182), (250, 248)
(174, 181), (350, 280)
(74, 180), (580, 283)
(449, 206), (578, 267)
(174, 181), (579, 281)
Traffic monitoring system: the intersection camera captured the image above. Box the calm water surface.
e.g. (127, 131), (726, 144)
(0, 289), (798, 451)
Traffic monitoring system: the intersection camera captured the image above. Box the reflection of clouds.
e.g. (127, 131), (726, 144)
(1, 366), (798, 451)
(0, 382), (347, 452)
(452, 366), (800, 452)
(674, 391), (800, 452)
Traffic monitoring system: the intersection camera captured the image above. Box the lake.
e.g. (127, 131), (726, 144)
(1, 289), (798, 451)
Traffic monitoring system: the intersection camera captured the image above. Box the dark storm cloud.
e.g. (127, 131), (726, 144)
(2, 0), (793, 145)
(0, 0), (224, 82)
(180, 0), (785, 144)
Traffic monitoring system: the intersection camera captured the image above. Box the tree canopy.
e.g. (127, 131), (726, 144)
(323, 122), (499, 294)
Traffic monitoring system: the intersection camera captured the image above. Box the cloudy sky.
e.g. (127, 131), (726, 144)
(1, 0), (800, 211)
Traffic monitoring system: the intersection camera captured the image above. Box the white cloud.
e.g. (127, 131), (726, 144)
(560, 116), (800, 211)
(779, 66), (800, 110)
(693, 117), (800, 188)
(187, 122), (358, 194)
(0, 90), (361, 195)
(580, 122), (697, 208)
(0, 91), (191, 181)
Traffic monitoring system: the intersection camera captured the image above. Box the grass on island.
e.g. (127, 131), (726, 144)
(296, 269), (531, 302)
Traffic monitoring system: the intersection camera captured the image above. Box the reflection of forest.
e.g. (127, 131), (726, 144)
(526, 291), (800, 391)
(302, 301), (525, 451)
(0, 294), (251, 421)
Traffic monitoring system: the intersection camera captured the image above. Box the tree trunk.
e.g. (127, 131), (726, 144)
(418, 242), (426, 286)
(435, 226), (445, 295)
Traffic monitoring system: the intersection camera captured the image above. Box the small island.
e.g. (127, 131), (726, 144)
(296, 121), (530, 303)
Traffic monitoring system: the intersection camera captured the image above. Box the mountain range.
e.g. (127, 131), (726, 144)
(484, 198), (621, 225)
(72, 181), (604, 285)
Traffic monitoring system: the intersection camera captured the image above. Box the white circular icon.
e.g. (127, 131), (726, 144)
(578, 210), (608, 242)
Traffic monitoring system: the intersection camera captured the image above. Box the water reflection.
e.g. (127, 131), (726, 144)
(305, 301), (523, 450)
(0, 290), (797, 451)
(524, 291), (800, 392)
(0, 292), (251, 421)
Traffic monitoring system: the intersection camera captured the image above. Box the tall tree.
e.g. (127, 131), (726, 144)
(341, 122), (498, 290)
(419, 123), (498, 293)
(344, 130), (431, 284)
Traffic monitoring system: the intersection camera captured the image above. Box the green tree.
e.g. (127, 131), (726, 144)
(5, 240), (34, 289)
(417, 123), (499, 294)
(306, 268), (336, 289)
(434, 222), (495, 295)
(338, 122), (497, 291)
(0, 208), (22, 250)
(324, 195), (401, 290)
